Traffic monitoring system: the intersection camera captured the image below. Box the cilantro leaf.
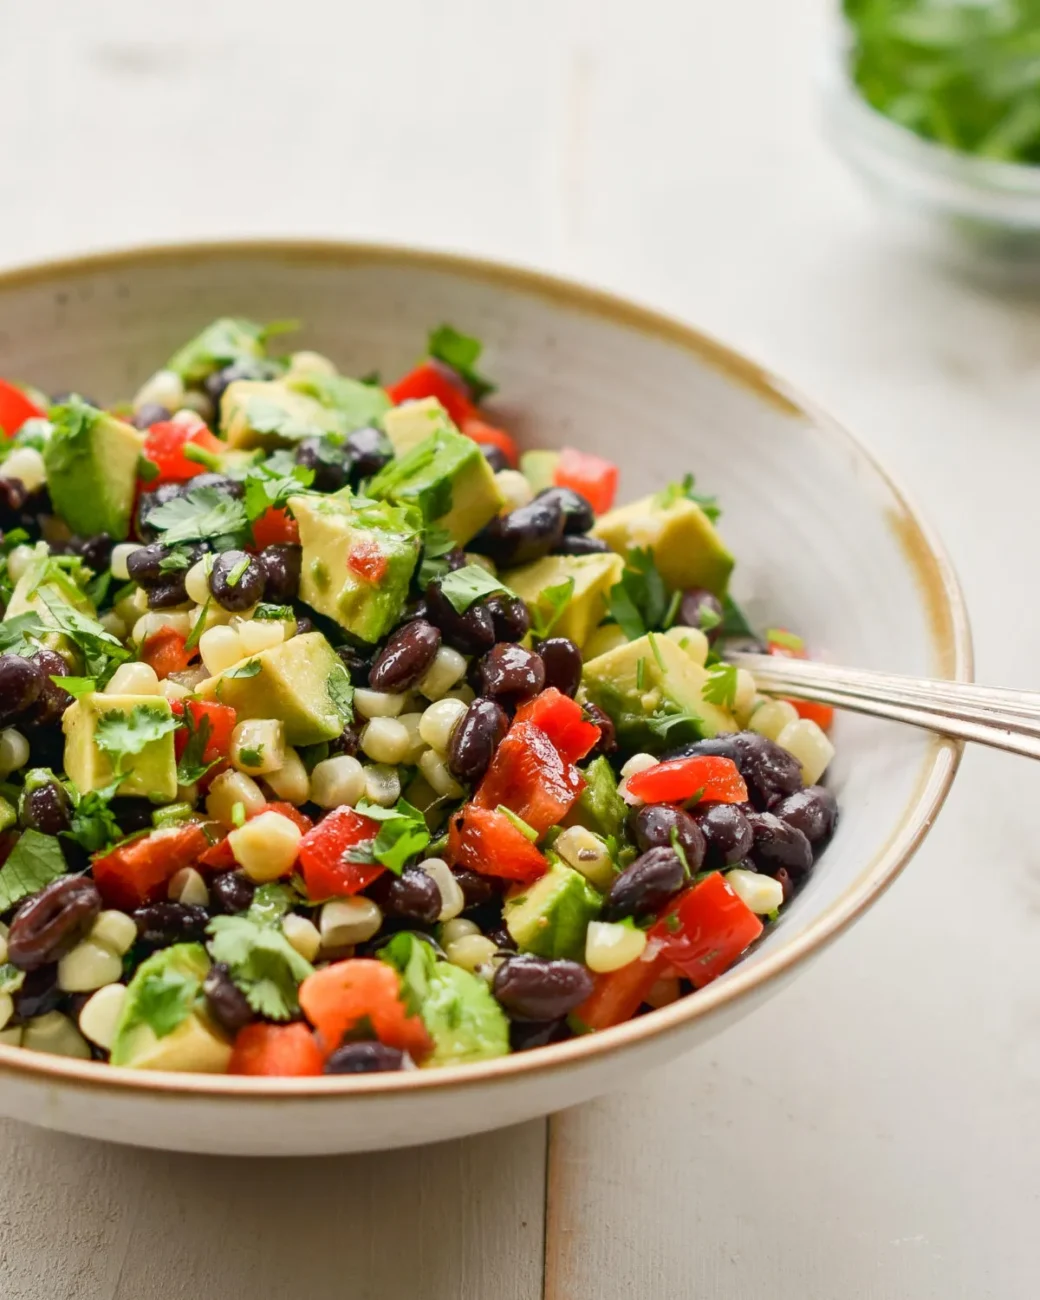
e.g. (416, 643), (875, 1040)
(702, 662), (739, 709)
(32, 587), (131, 683)
(165, 317), (271, 385)
(147, 485), (249, 546)
(326, 663), (355, 726)
(157, 549), (192, 574)
(427, 325), (496, 402)
(287, 372), (391, 432)
(133, 965), (203, 1039)
(222, 658), (261, 680)
(247, 882), (299, 926)
(95, 704), (179, 775)
(57, 676), (97, 699)
(176, 710), (218, 786)
(352, 798), (431, 875)
(718, 593), (755, 641)
(241, 459), (315, 526)
(418, 523), (456, 587)
(206, 915), (315, 1021)
(646, 703), (703, 740)
(0, 612), (51, 657)
(438, 564), (514, 614)
(607, 548), (672, 641)
(253, 603), (295, 622)
(0, 830), (67, 914)
(63, 778), (123, 854)
(529, 578), (575, 638)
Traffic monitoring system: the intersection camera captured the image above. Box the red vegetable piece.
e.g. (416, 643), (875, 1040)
(387, 361), (475, 426)
(787, 698), (835, 732)
(250, 506), (300, 548)
(140, 627), (192, 680)
(0, 379), (46, 437)
(142, 419), (226, 484)
(347, 537), (388, 583)
(625, 755), (747, 806)
(572, 952), (668, 1032)
(171, 699), (236, 763)
(299, 958), (433, 1061)
(766, 631), (835, 731)
(229, 1023), (324, 1076)
(649, 873), (764, 989)
(553, 447), (619, 515)
(297, 807), (385, 899)
(446, 805), (549, 884)
(474, 721), (585, 833)
(92, 823), (212, 910)
(199, 801), (312, 872)
(513, 689), (601, 765)
(460, 416), (519, 468)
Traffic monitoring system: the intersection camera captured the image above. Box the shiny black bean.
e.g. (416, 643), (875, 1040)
(745, 811), (813, 878)
(535, 486), (595, 535)
(126, 542), (179, 586)
(12, 965), (62, 1019)
(448, 697), (510, 785)
(0, 654), (43, 725)
(583, 702), (617, 757)
(774, 867), (795, 902)
(209, 871), (256, 915)
(0, 477), (29, 528)
(692, 801), (753, 868)
(135, 482), (184, 542)
(187, 472), (245, 499)
(19, 779), (72, 836)
(326, 721), (363, 759)
(324, 1041), (406, 1074)
(209, 549), (266, 611)
(551, 534), (612, 556)
(27, 649), (73, 726)
(336, 645), (373, 686)
(604, 847), (686, 921)
(476, 643), (545, 705)
(486, 924), (518, 953)
(368, 619), (441, 693)
(108, 797), (156, 835)
(294, 615), (314, 636)
(492, 955), (594, 1022)
(294, 437), (350, 493)
(731, 733), (804, 810)
(204, 358), (279, 407)
(678, 588), (724, 641)
(536, 637), (582, 698)
(661, 734), (744, 765)
(67, 533), (114, 572)
(147, 574), (190, 609)
(259, 544), (302, 603)
(133, 902), (210, 950)
(484, 594), (530, 644)
(346, 425), (393, 480)
(203, 963), (255, 1034)
(425, 579), (496, 655)
(480, 444), (510, 473)
(629, 806), (706, 870)
(773, 786), (838, 846)
(468, 497), (565, 568)
(367, 867), (442, 925)
(452, 867), (497, 911)
(130, 402), (171, 430)
(509, 1018), (569, 1052)
(8, 877), (101, 971)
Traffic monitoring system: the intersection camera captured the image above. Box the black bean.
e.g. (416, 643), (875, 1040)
(203, 963), (255, 1034)
(19, 780), (72, 836)
(147, 574), (190, 609)
(187, 472), (245, 499)
(535, 486), (595, 535)
(0, 477), (29, 528)
(209, 549), (265, 612)
(294, 615), (314, 636)
(18, 722), (65, 771)
(8, 877), (101, 970)
(424, 578), (497, 655)
(448, 697), (510, 784)
(126, 542), (179, 586)
(731, 733), (804, 810)
(367, 866), (442, 925)
(67, 533), (114, 572)
(324, 1041), (406, 1074)
(132, 902), (210, 950)
(629, 806), (706, 870)
(692, 801), (753, 867)
(209, 871), (256, 915)
(583, 702), (617, 756)
(468, 497), (566, 568)
(492, 955), (594, 1022)
(12, 965), (62, 1019)
(773, 786), (838, 846)
(552, 535), (611, 556)
(346, 426), (393, 480)
(537, 637), (583, 697)
(0, 654), (43, 725)
(368, 619), (441, 693)
(661, 734), (744, 765)
(476, 643), (545, 705)
(27, 650), (73, 726)
(130, 402), (171, 430)
(744, 811), (813, 878)
(451, 867), (497, 911)
(326, 721), (363, 759)
(135, 482), (183, 542)
(259, 544), (302, 603)
(204, 359), (279, 408)
(108, 797), (156, 835)
(336, 645), (374, 686)
(294, 437), (349, 493)
(480, 444), (510, 473)
(509, 1018), (569, 1052)
(486, 924), (518, 953)
(774, 867), (795, 902)
(604, 847), (686, 921)
(484, 594), (530, 644)
(678, 588), (724, 641)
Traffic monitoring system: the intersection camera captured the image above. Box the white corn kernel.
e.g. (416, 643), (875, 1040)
(620, 752), (658, 779)
(90, 910), (138, 956)
(6, 543), (36, 585)
(282, 913), (321, 962)
(206, 769), (267, 826)
(585, 920), (648, 974)
(22, 1011), (91, 1059)
(77, 983), (128, 1051)
(168, 867), (209, 908)
(725, 867), (784, 915)
(397, 711), (427, 763)
(184, 556), (212, 605)
(100, 611), (128, 640)
(57, 939), (124, 993)
(583, 623), (629, 660)
(749, 698), (800, 742)
(363, 764), (401, 807)
(0, 992), (12, 1031)
(264, 747), (311, 805)
(105, 661), (161, 696)
(663, 624), (710, 666)
(310, 754), (366, 809)
(231, 718), (285, 776)
(0, 728), (30, 779)
(228, 810), (303, 882)
(237, 618), (285, 656)
(732, 668), (758, 724)
(354, 688), (406, 719)
(442, 684), (476, 707)
(130, 586), (152, 616)
(440, 917), (480, 946)
(132, 611), (192, 645)
(418, 749), (464, 799)
(160, 678), (191, 702)
(417, 645), (467, 701)
(360, 717), (411, 765)
(3, 447), (47, 493)
(554, 826), (615, 891)
(423, 857), (465, 922)
(110, 542), (142, 582)
(777, 718), (835, 786)
(199, 625), (245, 676)
(320, 897), (383, 949)
(289, 349), (337, 376)
(446, 934), (499, 974)
(133, 368), (184, 413)
(418, 697), (467, 753)
(494, 469), (534, 512)
(190, 600), (243, 635)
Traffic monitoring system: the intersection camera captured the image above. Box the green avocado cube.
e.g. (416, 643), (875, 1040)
(62, 693), (178, 802)
(591, 493), (734, 596)
(383, 398), (454, 456)
(564, 755), (627, 840)
(421, 961), (510, 1068)
(196, 631), (350, 746)
(221, 379), (346, 449)
(290, 493), (421, 643)
(286, 371), (391, 433)
(504, 861), (602, 961)
(519, 449), (560, 494)
(166, 317), (267, 386)
(43, 398), (144, 541)
(367, 425), (505, 546)
(504, 552), (624, 649)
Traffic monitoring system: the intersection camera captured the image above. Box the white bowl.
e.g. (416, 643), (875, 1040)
(0, 241), (971, 1155)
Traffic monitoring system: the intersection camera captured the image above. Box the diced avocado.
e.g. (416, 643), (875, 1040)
(43, 398), (144, 540)
(383, 397), (454, 455)
(591, 493), (734, 596)
(197, 631), (349, 745)
(582, 632), (735, 754)
(110, 943), (232, 1072)
(582, 623), (629, 661)
(367, 426), (505, 546)
(62, 693), (178, 801)
(0, 796), (16, 833)
(504, 861), (602, 961)
(565, 756), (626, 840)
(221, 379), (346, 449)
(5, 550), (95, 623)
(287, 371), (390, 433)
(504, 553), (624, 649)
(290, 493), (421, 643)
(166, 317), (267, 386)
(520, 449), (560, 493)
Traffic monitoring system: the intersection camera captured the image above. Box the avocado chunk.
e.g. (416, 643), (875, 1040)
(504, 552), (624, 649)
(196, 630), (350, 745)
(582, 632), (735, 754)
(383, 397), (454, 456)
(287, 371), (390, 433)
(62, 693), (178, 802)
(591, 493), (734, 596)
(111, 943), (232, 1072)
(519, 449), (560, 494)
(565, 756), (627, 840)
(43, 398), (144, 541)
(290, 493), (421, 643)
(504, 861), (602, 961)
(221, 378), (346, 449)
(5, 549), (95, 626)
(367, 425), (505, 546)
(166, 317), (268, 386)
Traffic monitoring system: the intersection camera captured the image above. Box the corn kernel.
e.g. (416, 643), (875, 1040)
(749, 698), (799, 742)
(320, 897), (383, 949)
(354, 688), (405, 719)
(228, 810), (303, 882)
(133, 368), (184, 413)
(133, 611), (192, 644)
(585, 920), (647, 974)
(663, 624), (709, 666)
(184, 556), (213, 605)
(445, 934), (498, 974)
(0, 992), (12, 1031)
(168, 867), (209, 908)
(231, 718), (285, 776)
(725, 867), (784, 915)
(310, 755), (365, 809)
(90, 910), (138, 956)
(360, 717), (411, 765)
(397, 711), (428, 763)
(289, 349), (337, 376)
(282, 913), (321, 962)
(2, 447), (46, 493)
(423, 857), (465, 921)
(22, 1011), (91, 1059)
(57, 939), (124, 992)
(105, 661), (161, 696)
(554, 826), (615, 891)
(440, 917), (480, 947)
(418, 749), (464, 798)
(161, 678), (191, 702)
(237, 618), (285, 656)
(264, 747), (310, 804)
(417, 645), (467, 701)
(494, 469), (533, 512)
(100, 611), (128, 640)
(78, 983), (128, 1051)
(418, 697), (467, 753)
(7, 543), (36, 585)
(0, 728), (30, 779)
(776, 718), (835, 786)
(732, 668), (758, 724)
(620, 752), (658, 779)
(110, 542), (142, 582)
(363, 764), (401, 807)
(206, 769), (267, 826)
(199, 625), (245, 676)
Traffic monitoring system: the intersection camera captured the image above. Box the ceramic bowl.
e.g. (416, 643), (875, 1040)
(0, 242), (971, 1155)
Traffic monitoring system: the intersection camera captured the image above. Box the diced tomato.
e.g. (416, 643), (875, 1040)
(347, 537), (388, 583)
(200, 801), (314, 871)
(787, 698), (835, 731)
(92, 823), (212, 910)
(142, 419), (226, 484)
(447, 804), (549, 884)
(572, 952), (668, 1032)
(649, 873), (764, 989)
(229, 1023), (324, 1077)
(297, 807), (385, 899)
(140, 627), (193, 680)
(250, 506), (300, 548)
(198, 835), (236, 871)
(553, 447), (619, 515)
(513, 689), (601, 765)
(0, 379), (46, 437)
(625, 755), (747, 806)
(474, 721), (585, 833)
(387, 361), (475, 426)
(171, 699), (236, 764)
(460, 416), (519, 468)
(299, 959), (432, 1061)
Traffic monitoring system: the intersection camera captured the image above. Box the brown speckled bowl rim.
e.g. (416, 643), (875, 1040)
(0, 239), (972, 1101)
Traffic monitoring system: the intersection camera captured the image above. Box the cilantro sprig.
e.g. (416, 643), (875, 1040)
(95, 705), (179, 775)
(0, 830), (67, 914)
(347, 798), (431, 875)
(206, 914), (315, 1020)
(607, 548), (676, 641)
(438, 564), (515, 614)
(427, 324), (496, 402)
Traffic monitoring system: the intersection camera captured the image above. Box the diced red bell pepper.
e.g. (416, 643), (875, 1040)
(92, 823), (212, 910)
(142, 419), (226, 484)
(767, 630), (835, 731)
(229, 1022), (324, 1076)
(553, 447), (619, 515)
(447, 804), (549, 883)
(299, 958), (433, 1061)
(460, 416), (519, 468)
(474, 721), (585, 833)
(788, 698), (835, 731)
(387, 361), (475, 426)
(297, 807), (385, 899)
(140, 627), (193, 680)
(171, 699), (237, 764)
(572, 952), (668, 1032)
(250, 506), (300, 548)
(347, 536), (388, 583)
(625, 755), (747, 806)
(649, 873), (764, 989)
(0, 379), (46, 437)
(513, 689), (601, 765)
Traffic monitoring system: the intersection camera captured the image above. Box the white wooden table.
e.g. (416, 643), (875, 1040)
(2, 2), (1038, 1296)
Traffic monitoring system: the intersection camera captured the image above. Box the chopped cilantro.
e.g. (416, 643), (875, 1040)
(0, 830), (67, 914)
(63, 777), (123, 854)
(225, 555), (250, 588)
(206, 914), (315, 1020)
(247, 882), (300, 927)
(230, 801), (246, 829)
(33, 587), (132, 683)
(176, 710), (218, 786)
(653, 472), (721, 524)
(133, 965), (203, 1039)
(427, 324), (496, 402)
(55, 676), (96, 699)
(326, 664), (355, 726)
(95, 704), (178, 775)
(223, 658), (261, 680)
(350, 798), (431, 875)
(607, 548), (672, 640)
(0, 611), (49, 657)
(699, 605), (722, 633)
(438, 564), (514, 614)
(253, 603), (294, 622)
(147, 484), (248, 546)
(242, 458), (315, 527)
(238, 745), (263, 768)
(157, 549), (193, 574)
(183, 596), (211, 653)
(718, 594), (755, 641)
(702, 662), (739, 710)
(418, 523), (456, 586)
(664, 912), (682, 934)
(669, 826), (691, 877)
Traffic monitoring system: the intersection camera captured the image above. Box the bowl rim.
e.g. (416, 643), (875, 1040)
(0, 238), (973, 1102)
